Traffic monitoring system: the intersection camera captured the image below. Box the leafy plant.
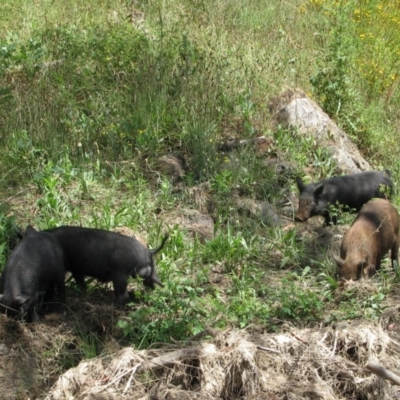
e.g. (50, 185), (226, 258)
(118, 277), (206, 348)
(338, 289), (386, 321)
(272, 269), (326, 321)
(0, 205), (19, 271)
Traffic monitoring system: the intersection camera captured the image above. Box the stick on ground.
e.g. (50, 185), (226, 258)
(365, 361), (400, 386)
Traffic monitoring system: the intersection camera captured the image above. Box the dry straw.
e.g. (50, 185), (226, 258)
(44, 320), (400, 399)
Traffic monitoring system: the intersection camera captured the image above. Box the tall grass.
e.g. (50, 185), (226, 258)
(305, 0), (400, 169)
(0, 0), (323, 187)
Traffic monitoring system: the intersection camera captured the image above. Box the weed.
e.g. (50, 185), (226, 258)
(325, 202), (357, 226)
(0, 205), (19, 270)
(310, 2), (355, 119)
(271, 269), (326, 321)
(118, 277), (206, 348)
(202, 227), (255, 273)
(268, 227), (305, 270)
(227, 274), (271, 328)
(338, 289), (387, 321)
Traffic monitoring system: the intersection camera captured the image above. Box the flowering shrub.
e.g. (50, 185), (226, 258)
(303, 0), (400, 99)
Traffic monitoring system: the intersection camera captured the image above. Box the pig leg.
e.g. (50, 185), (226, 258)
(112, 275), (130, 305)
(72, 272), (86, 292)
(23, 296), (39, 323)
(57, 281), (66, 305)
(43, 285), (56, 312)
(323, 212), (337, 226)
(391, 236), (400, 270)
(27, 307), (38, 323)
(56, 277), (67, 315)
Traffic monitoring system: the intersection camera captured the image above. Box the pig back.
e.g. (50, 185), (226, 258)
(322, 172), (392, 212)
(342, 199), (399, 259)
(46, 226), (152, 281)
(0, 231), (65, 314)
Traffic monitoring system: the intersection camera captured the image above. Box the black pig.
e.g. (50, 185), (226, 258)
(0, 226), (66, 322)
(295, 170), (393, 225)
(45, 226), (168, 304)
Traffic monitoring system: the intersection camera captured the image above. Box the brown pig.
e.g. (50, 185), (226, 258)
(334, 199), (400, 282)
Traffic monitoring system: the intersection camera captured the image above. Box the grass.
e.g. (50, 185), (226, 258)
(0, 0), (400, 372)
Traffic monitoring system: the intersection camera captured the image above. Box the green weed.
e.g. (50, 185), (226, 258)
(271, 269), (326, 321)
(338, 289), (386, 321)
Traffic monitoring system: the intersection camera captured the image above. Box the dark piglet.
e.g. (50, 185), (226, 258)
(295, 170), (393, 225)
(45, 226), (168, 305)
(0, 226), (66, 322)
(334, 199), (400, 282)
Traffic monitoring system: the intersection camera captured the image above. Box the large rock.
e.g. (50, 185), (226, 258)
(269, 88), (371, 173)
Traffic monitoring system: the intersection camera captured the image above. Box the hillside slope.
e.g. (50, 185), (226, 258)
(1, 0), (400, 398)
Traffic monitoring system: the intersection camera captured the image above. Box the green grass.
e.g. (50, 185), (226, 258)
(0, 0), (400, 358)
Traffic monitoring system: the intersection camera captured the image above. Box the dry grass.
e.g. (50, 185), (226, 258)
(43, 316), (400, 400)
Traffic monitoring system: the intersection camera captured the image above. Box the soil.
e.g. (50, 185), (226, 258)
(0, 285), (128, 400)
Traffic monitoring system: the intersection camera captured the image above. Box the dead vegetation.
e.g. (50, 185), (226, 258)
(43, 317), (400, 399)
(0, 288), (128, 400)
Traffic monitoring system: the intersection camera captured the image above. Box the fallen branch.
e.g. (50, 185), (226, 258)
(365, 361), (400, 386)
(291, 332), (309, 345)
(147, 348), (200, 369)
(256, 346), (280, 354)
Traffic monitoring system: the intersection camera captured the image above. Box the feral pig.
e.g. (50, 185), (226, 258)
(334, 199), (400, 282)
(0, 226), (66, 322)
(295, 170), (393, 225)
(45, 226), (168, 305)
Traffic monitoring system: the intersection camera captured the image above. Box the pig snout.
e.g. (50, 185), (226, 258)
(295, 213), (306, 222)
(295, 209), (310, 222)
(295, 199), (314, 222)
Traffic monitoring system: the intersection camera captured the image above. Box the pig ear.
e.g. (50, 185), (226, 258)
(333, 255), (344, 267)
(15, 226), (24, 239)
(296, 176), (306, 192)
(25, 225), (37, 236)
(313, 183), (324, 196)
